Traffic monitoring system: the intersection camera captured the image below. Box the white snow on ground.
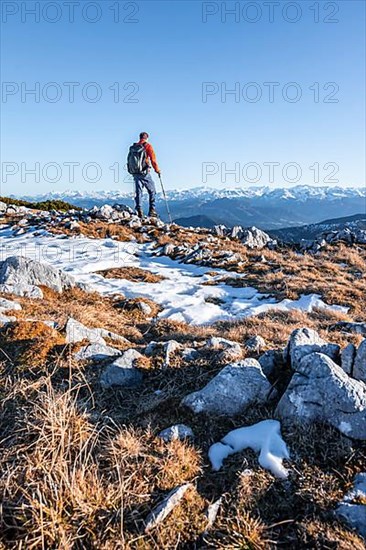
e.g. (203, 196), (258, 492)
(0, 227), (348, 325)
(209, 419), (290, 479)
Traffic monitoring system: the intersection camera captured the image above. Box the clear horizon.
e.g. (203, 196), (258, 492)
(1, 1), (365, 195)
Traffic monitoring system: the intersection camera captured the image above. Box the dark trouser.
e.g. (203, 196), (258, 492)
(133, 172), (156, 211)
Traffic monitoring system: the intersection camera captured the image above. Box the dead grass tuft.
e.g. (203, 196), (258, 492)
(156, 439), (203, 490)
(1, 320), (65, 365)
(208, 509), (270, 549)
(11, 287), (144, 343)
(49, 219), (140, 243)
(98, 266), (165, 283)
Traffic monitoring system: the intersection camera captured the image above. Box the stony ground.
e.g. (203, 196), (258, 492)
(0, 203), (365, 549)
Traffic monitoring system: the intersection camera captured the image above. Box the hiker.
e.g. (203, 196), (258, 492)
(127, 132), (161, 218)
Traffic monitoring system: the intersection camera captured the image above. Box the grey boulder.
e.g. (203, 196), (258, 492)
(276, 352), (366, 440)
(144, 483), (192, 532)
(158, 424), (194, 442)
(74, 343), (122, 363)
(259, 349), (283, 378)
(284, 327), (340, 370)
(333, 321), (366, 336)
(0, 256), (75, 293)
(353, 340), (366, 384)
(181, 358), (272, 416)
(245, 335), (266, 353)
(100, 349), (143, 388)
(0, 283), (44, 299)
(341, 343), (357, 376)
(336, 472), (366, 538)
(0, 297), (22, 312)
(65, 318), (129, 346)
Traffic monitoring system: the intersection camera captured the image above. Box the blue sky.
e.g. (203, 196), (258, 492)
(1, 0), (365, 195)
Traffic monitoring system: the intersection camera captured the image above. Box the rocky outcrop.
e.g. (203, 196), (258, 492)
(214, 224), (277, 249)
(0, 256), (75, 293)
(181, 359), (272, 416)
(322, 227), (366, 245)
(239, 226), (277, 250)
(276, 352), (366, 440)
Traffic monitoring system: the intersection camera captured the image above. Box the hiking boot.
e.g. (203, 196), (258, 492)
(136, 208), (143, 218)
(148, 207), (157, 218)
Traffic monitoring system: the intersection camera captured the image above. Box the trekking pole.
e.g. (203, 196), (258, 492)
(158, 174), (173, 224)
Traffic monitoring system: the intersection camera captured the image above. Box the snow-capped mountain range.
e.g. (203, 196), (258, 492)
(16, 184), (366, 203)
(15, 185), (366, 230)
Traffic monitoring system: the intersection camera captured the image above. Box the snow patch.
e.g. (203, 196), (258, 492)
(0, 227), (349, 326)
(208, 419), (290, 479)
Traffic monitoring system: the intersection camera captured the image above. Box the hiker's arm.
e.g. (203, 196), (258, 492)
(146, 143), (160, 174)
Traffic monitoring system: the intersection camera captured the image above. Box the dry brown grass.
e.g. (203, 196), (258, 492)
(0, 320), (65, 365)
(0, 219), (365, 548)
(48, 220), (141, 243)
(1, 341), (365, 548)
(97, 266), (164, 283)
(146, 308), (362, 353)
(11, 287), (147, 343)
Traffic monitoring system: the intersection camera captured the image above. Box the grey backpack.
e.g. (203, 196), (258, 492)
(127, 143), (149, 176)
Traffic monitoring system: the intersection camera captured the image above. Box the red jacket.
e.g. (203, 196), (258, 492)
(138, 139), (160, 173)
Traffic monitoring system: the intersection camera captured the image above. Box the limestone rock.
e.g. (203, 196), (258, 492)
(145, 340), (180, 367)
(336, 472), (366, 538)
(353, 339), (366, 383)
(206, 337), (242, 362)
(240, 226), (277, 250)
(100, 349), (143, 388)
(284, 327), (340, 370)
(333, 321), (366, 336)
(182, 359), (272, 416)
(0, 283), (44, 299)
(276, 352), (366, 440)
(158, 424), (194, 442)
(74, 343), (122, 363)
(0, 297), (22, 312)
(0, 256), (75, 293)
(144, 484), (192, 532)
(245, 335), (266, 353)
(65, 318), (129, 346)
(341, 343), (356, 376)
